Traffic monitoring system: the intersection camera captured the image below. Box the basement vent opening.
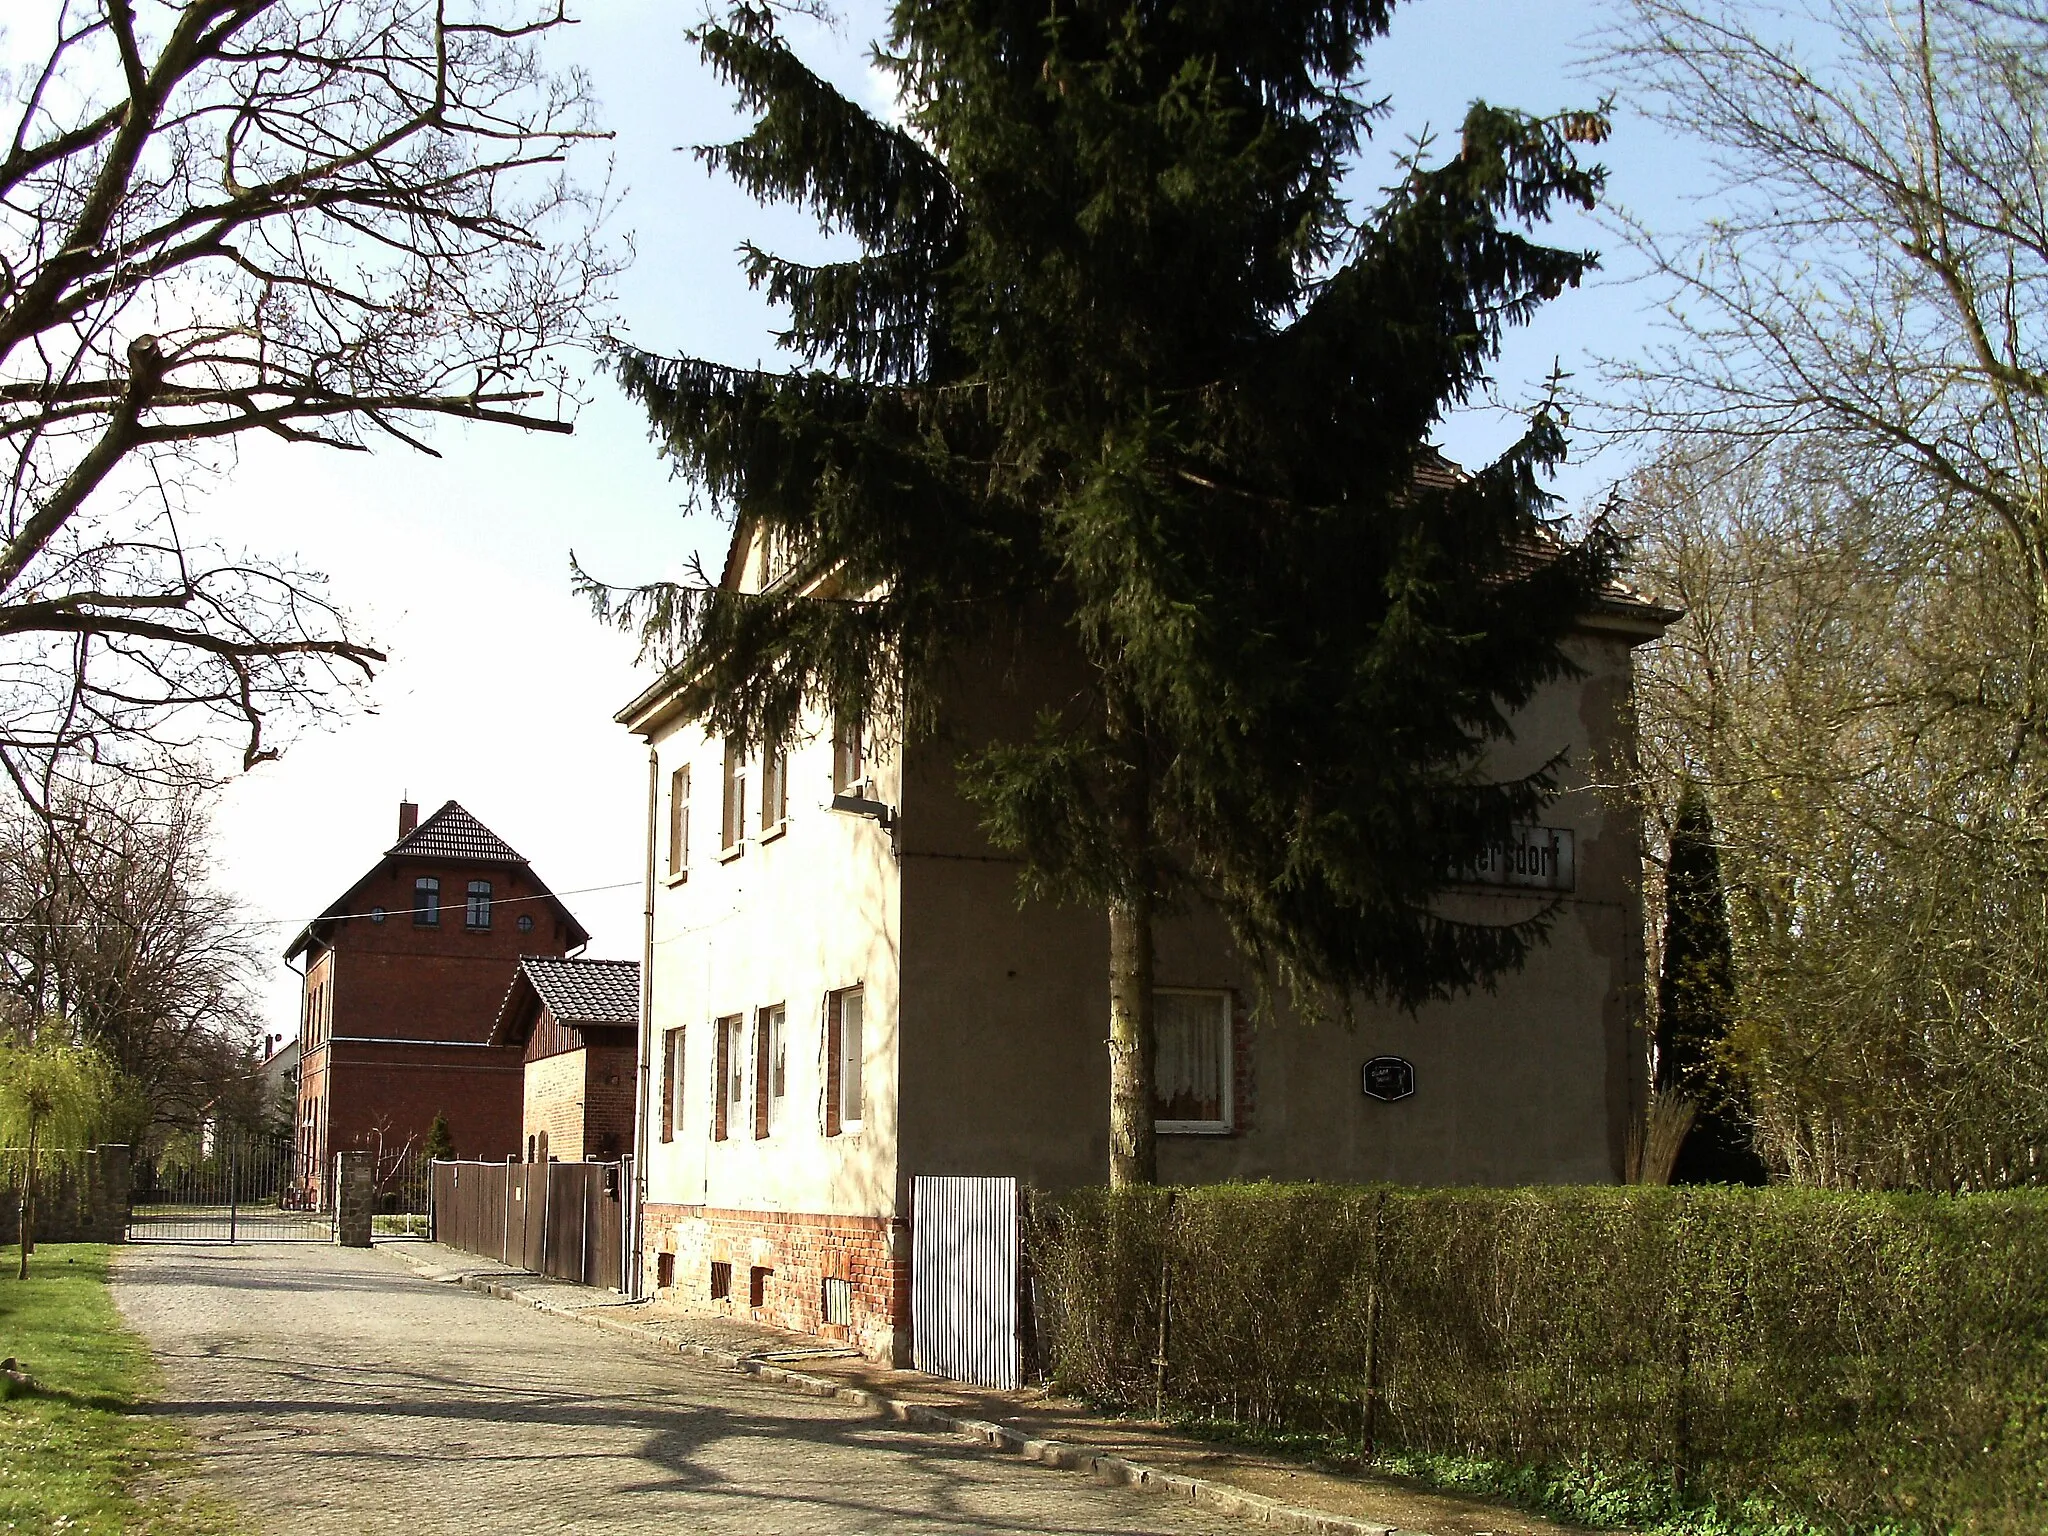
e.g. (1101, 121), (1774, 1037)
(710, 1260), (732, 1301)
(821, 1276), (853, 1326)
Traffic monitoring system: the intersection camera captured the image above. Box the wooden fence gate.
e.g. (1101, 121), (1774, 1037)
(429, 1158), (629, 1291)
(912, 1175), (1019, 1389)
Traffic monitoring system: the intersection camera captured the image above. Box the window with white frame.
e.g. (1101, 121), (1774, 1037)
(756, 1003), (787, 1135)
(660, 1026), (684, 1143)
(668, 765), (690, 878)
(832, 709), (865, 794)
(465, 880), (492, 930)
(1154, 989), (1233, 1134)
(827, 986), (864, 1135)
(720, 741), (746, 855)
(760, 748), (788, 833)
(715, 1013), (743, 1141)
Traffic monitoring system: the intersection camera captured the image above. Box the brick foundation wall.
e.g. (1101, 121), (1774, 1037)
(642, 1202), (910, 1365)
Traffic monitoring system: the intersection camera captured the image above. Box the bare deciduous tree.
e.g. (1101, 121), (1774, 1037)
(1600, 0), (2048, 757)
(1, 776), (269, 1149)
(1624, 440), (2048, 1190)
(1597, 0), (2048, 1189)
(0, 1), (616, 807)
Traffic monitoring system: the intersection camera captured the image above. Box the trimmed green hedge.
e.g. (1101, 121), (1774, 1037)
(1025, 1185), (2048, 1534)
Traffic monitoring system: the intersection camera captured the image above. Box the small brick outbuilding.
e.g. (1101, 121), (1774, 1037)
(492, 956), (642, 1164)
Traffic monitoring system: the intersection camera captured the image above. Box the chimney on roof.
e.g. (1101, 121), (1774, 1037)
(398, 800), (419, 838)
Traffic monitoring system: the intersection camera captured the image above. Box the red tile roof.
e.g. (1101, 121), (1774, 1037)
(514, 956), (641, 1028)
(388, 801), (525, 864)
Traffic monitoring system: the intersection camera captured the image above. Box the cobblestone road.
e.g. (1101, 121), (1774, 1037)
(114, 1242), (1248, 1536)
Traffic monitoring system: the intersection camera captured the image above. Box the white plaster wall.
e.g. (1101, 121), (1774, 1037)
(643, 708), (903, 1220)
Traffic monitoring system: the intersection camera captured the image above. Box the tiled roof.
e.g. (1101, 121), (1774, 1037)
(517, 956), (641, 1027)
(389, 801), (525, 864)
(1411, 451), (1678, 627)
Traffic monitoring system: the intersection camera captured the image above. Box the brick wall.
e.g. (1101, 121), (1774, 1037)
(642, 1202), (911, 1365)
(323, 1042), (524, 1168)
(520, 1036), (635, 1164)
(581, 1041), (637, 1160)
(523, 1049), (587, 1161)
(322, 858), (578, 1046)
(294, 852), (579, 1196)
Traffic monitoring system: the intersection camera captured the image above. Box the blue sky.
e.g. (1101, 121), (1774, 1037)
(104, 0), (1703, 1043)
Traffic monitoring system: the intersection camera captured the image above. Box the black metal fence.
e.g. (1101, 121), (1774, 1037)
(375, 1156), (432, 1238)
(430, 1157), (630, 1290)
(129, 1133), (332, 1242)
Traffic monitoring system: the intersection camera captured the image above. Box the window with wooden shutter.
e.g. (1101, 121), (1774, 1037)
(760, 749), (787, 833)
(755, 1003), (785, 1137)
(713, 1014), (742, 1141)
(660, 1027), (682, 1143)
(720, 741), (745, 855)
(826, 986), (863, 1136)
(832, 710), (864, 794)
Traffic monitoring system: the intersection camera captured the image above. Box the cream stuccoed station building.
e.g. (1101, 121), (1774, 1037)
(618, 515), (1676, 1364)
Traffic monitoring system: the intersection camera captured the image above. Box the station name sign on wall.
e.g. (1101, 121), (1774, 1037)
(1457, 826), (1576, 892)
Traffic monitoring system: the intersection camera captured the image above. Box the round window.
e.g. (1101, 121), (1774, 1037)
(517, 914), (534, 933)
(369, 906), (387, 924)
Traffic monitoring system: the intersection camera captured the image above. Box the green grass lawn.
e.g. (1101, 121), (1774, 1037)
(0, 1244), (242, 1535)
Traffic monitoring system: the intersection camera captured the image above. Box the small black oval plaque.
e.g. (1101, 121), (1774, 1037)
(1362, 1056), (1415, 1102)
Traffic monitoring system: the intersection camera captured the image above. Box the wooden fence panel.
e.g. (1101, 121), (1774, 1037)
(432, 1158), (627, 1292)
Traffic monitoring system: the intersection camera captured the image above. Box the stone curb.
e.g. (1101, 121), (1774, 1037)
(390, 1250), (1406, 1536)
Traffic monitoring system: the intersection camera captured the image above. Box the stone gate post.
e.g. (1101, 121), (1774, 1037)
(334, 1152), (374, 1247)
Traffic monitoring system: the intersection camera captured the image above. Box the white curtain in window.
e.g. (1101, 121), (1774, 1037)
(1155, 991), (1226, 1124)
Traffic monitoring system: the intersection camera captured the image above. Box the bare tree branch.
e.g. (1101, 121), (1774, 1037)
(0, 0), (619, 812)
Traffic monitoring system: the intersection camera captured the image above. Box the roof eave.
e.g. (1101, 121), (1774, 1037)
(1577, 597), (1684, 645)
(617, 665), (694, 737)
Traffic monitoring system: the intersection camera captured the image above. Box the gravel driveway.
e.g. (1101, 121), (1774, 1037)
(113, 1242), (1247, 1536)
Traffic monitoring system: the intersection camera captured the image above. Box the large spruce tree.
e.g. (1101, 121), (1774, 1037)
(594, 0), (1618, 1185)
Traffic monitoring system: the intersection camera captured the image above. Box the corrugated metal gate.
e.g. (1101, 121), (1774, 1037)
(912, 1175), (1019, 1389)
(429, 1158), (629, 1290)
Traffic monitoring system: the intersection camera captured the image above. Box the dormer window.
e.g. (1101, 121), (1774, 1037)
(414, 877), (440, 926)
(466, 880), (492, 930)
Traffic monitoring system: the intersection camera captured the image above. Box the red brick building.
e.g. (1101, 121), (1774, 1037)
(491, 956), (641, 1164)
(288, 800), (591, 1199)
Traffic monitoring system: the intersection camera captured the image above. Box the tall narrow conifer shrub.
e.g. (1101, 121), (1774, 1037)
(1657, 785), (1767, 1184)
(592, 0), (1619, 1185)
